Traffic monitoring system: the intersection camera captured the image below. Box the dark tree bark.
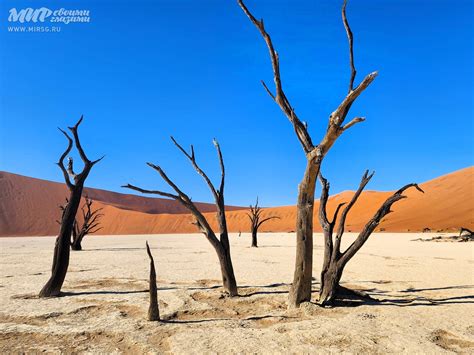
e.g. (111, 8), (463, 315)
(317, 171), (424, 306)
(124, 138), (238, 296)
(247, 197), (280, 247)
(39, 116), (104, 298)
(71, 197), (103, 251)
(238, 0), (377, 307)
(146, 241), (160, 321)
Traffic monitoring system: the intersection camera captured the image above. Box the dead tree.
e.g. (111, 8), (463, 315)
(247, 197), (280, 247)
(57, 197), (103, 251)
(238, 0), (377, 307)
(317, 171), (424, 306)
(39, 116), (103, 297)
(71, 197), (103, 251)
(146, 241), (160, 321)
(124, 138), (238, 296)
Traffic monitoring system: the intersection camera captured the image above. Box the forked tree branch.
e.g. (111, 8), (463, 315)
(238, 0), (314, 153)
(68, 116), (91, 165)
(58, 116), (104, 190)
(171, 137), (223, 206)
(339, 183), (424, 266)
(333, 170), (374, 257)
(57, 128), (74, 190)
(122, 140), (226, 249)
(238, 0), (378, 159)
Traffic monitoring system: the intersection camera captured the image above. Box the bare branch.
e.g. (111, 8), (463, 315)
(332, 170), (374, 256)
(331, 202), (346, 226)
(68, 115), (91, 165)
(261, 80), (275, 100)
(124, 162), (222, 249)
(342, 117), (365, 131)
(342, 0), (356, 92)
(122, 183), (179, 200)
(257, 215), (280, 229)
(56, 128), (74, 190)
(213, 138), (225, 198)
(92, 155), (105, 165)
(238, 0), (314, 153)
(170, 136), (220, 203)
(336, 170), (374, 237)
(318, 173), (331, 231)
(339, 183), (424, 266)
(330, 72), (378, 127)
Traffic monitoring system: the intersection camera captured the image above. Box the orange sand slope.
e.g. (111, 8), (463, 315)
(0, 167), (472, 236)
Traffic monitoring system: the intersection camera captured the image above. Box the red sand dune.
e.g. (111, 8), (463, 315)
(0, 167), (472, 237)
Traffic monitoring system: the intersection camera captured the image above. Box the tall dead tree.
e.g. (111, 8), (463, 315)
(39, 117), (103, 297)
(146, 241), (160, 321)
(247, 197), (280, 247)
(71, 197), (103, 251)
(124, 138), (238, 296)
(317, 171), (424, 306)
(238, 0), (377, 307)
(57, 197), (103, 251)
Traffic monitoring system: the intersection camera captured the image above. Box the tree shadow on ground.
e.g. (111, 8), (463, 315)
(61, 285), (179, 296)
(332, 284), (474, 307)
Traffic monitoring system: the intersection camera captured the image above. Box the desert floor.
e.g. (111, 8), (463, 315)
(1, 233), (473, 354)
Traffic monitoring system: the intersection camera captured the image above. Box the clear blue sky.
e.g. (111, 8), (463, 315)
(1, 0), (472, 206)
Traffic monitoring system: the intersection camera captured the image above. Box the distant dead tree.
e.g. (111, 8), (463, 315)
(317, 171), (424, 306)
(247, 197), (280, 247)
(71, 197), (103, 250)
(239, 0), (378, 307)
(146, 241), (160, 321)
(39, 117), (103, 298)
(57, 197), (103, 251)
(124, 138), (238, 296)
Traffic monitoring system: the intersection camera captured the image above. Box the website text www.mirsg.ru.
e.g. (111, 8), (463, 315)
(7, 26), (61, 33)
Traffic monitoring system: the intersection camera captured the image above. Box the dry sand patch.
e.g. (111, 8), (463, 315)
(1, 233), (473, 353)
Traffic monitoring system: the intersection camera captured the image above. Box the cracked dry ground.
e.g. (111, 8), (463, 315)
(1, 234), (473, 353)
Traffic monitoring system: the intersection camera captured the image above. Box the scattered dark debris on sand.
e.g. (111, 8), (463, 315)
(413, 227), (473, 242)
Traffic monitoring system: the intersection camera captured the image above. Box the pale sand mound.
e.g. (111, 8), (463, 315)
(1, 233), (473, 353)
(0, 167), (473, 236)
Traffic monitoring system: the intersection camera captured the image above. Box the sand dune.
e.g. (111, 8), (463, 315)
(0, 167), (472, 236)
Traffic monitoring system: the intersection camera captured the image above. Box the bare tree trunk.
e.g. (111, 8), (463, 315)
(146, 241), (160, 321)
(319, 262), (343, 306)
(238, 0), (377, 308)
(70, 231), (84, 251)
(39, 117), (103, 298)
(216, 240), (238, 296)
(40, 188), (82, 297)
(251, 230), (258, 247)
(289, 161), (319, 306)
